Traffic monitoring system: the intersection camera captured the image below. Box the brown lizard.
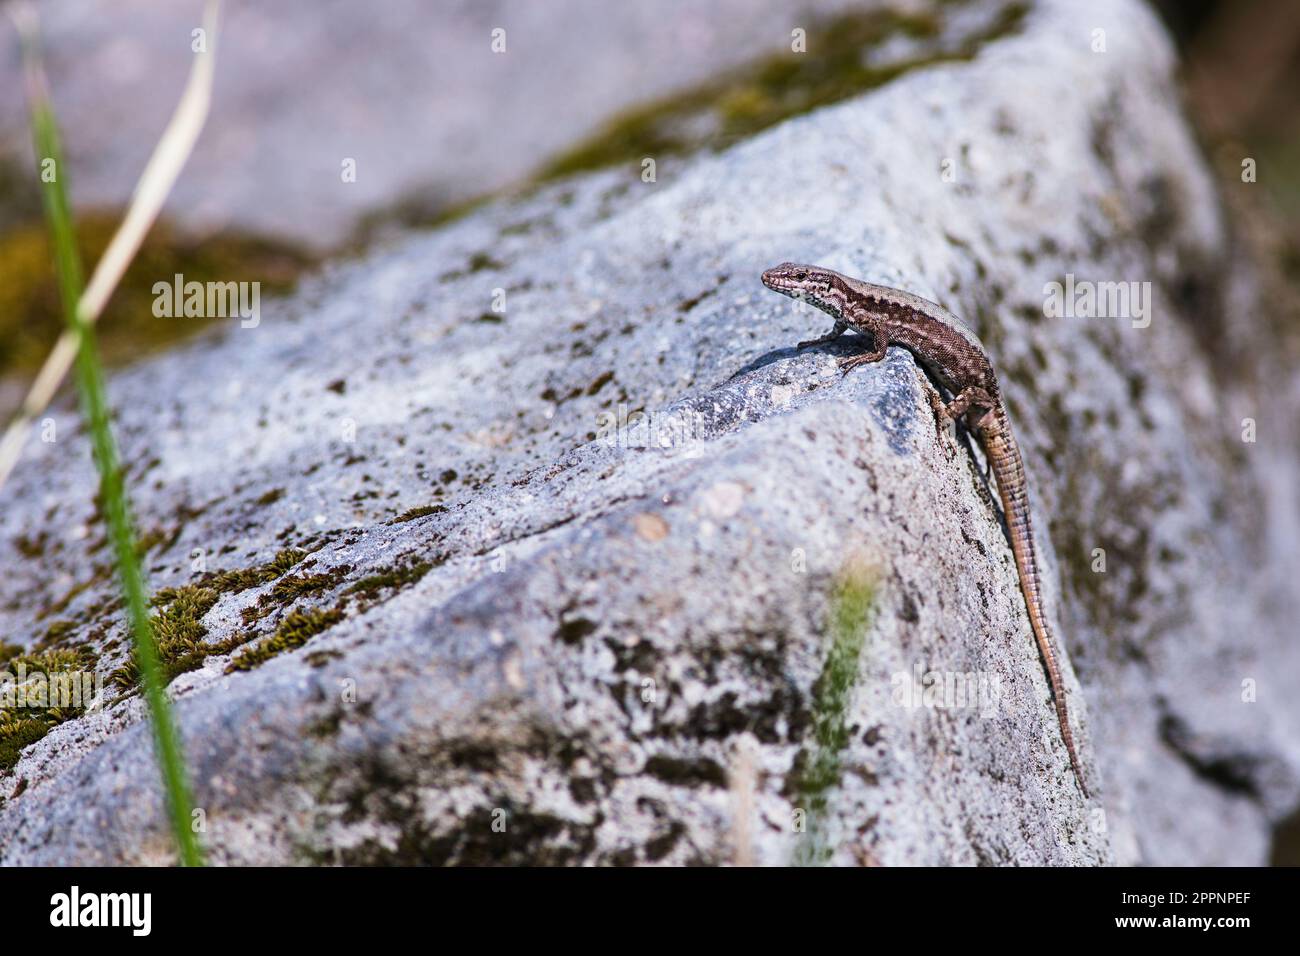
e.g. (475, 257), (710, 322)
(761, 262), (1090, 799)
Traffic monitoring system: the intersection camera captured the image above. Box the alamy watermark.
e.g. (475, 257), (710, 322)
(595, 402), (711, 450)
(891, 662), (1003, 717)
(0, 662), (104, 710)
(152, 273), (260, 328)
(49, 886), (150, 936)
(1043, 273), (1151, 329)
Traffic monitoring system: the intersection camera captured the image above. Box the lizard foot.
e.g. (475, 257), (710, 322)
(837, 350), (886, 376)
(925, 386), (958, 458)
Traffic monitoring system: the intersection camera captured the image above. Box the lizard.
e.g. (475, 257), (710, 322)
(761, 262), (1090, 799)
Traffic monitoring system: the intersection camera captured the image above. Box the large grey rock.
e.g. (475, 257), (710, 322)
(1, 0), (1297, 865)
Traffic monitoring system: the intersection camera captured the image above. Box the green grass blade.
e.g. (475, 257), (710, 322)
(23, 35), (204, 868)
(791, 564), (876, 866)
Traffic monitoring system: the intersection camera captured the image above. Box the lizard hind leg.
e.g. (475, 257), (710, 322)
(944, 385), (996, 423)
(925, 385), (952, 441)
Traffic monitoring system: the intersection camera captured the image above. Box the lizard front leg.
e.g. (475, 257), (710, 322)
(797, 320), (848, 350)
(836, 308), (888, 375)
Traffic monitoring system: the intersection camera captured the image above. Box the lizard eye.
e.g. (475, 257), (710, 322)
(795, 271), (807, 281)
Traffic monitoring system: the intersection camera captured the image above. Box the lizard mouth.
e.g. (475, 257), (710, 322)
(762, 263), (812, 295)
(761, 269), (793, 293)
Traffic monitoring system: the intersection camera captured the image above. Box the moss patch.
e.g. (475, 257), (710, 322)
(109, 547), (313, 690)
(0, 212), (312, 377)
(538, 3), (1027, 180)
(0, 645), (100, 772)
(346, 561), (433, 602)
(226, 607), (345, 673)
(391, 505), (447, 523)
(0, 718), (50, 774)
(225, 554), (440, 674)
(270, 570), (348, 602)
(438, 251), (504, 281)
(242, 563), (353, 624)
(110, 585), (219, 690)
(40, 620), (77, 645)
(202, 547), (307, 594)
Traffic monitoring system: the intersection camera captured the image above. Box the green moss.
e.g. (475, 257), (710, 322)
(238, 564), (352, 623)
(41, 619), (76, 645)
(304, 649), (343, 668)
(8, 646), (95, 676)
(1049, 468), (1152, 642)
(269, 571), (342, 602)
(499, 216), (546, 237)
(538, 3), (1026, 180)
(350, 193), (490, 249)
(110, 547), (313, 690)
(108, 658), (140, 691)
(438, 251), (504, 282)
(226, 607), (345, 673)
(111, 584), (220, 689)
(0, 717), (50, 773)
(0, 212), (313, 377)
(207, 547), (308, 592)
(467, 252), (502, 272)
(346, 561), (433, 601)
(392, 505), (447, 523)
(240, 602), (272, 626)
(307, 709), (343, 739)
(152, 587), (219, 646)
(134, 524), (181, 557)
(145, 548), (306, 604)
(255, 488), (285, 506)
(789, 564), (877, 866)
(0, 645), (100, 772)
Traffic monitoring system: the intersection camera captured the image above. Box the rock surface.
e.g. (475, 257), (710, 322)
(1, 0), (1297, 865)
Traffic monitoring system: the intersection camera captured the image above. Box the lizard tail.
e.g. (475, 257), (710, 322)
(982, 409), (1090, 799)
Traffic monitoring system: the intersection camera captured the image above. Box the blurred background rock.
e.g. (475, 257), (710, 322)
(1, 1), (1295, 406)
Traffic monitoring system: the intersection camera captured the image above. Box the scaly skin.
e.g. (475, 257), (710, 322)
(761, 262), (1090, 799)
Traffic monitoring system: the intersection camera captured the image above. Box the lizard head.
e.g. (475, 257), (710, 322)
(761, 262), (847, 317)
